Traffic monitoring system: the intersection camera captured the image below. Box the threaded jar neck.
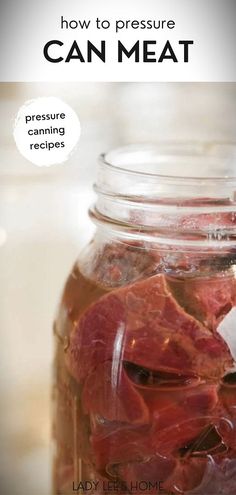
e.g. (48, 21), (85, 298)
(90, 144), (236, 250)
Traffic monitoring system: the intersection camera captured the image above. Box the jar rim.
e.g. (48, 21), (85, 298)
(94, 143), (236, 249)
(100, 143), (236, 183)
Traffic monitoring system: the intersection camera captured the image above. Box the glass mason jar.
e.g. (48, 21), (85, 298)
(53, 144), (236, 495)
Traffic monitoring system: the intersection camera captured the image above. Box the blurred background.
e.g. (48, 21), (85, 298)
(0, 82), (236, 495)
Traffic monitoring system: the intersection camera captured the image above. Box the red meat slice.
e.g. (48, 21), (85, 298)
(66, 273), (234, 488)
(152, 412), (220, 458)
(66, 293), (125, 381)
(89, 389), (218, 474)
(82, 361), (149, 424)
(91, 424), (154, 471)
(167, 274), (236, 331)
(82, 359), (219, 471)
(118, 455), (207, 494)
(66, 274), (233, 383)
(166, 457), (208, 494)
(117, 455), (176, 494)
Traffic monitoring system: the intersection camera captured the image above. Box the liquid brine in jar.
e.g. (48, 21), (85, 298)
(53, 145), (236, 495)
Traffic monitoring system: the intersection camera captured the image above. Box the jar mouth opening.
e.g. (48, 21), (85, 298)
(101, 143), (236, 182)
